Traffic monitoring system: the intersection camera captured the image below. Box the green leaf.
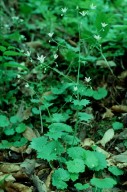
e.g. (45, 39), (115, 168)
(32, 107), (40, 115)
(3, 50), (23, 56)
(62, 135), (80, 145)
(52, 168), (70, 189)
(48, 123), (73, 133)
(74, 183), (90, 190)
(51, 83), (70, 95)
(73, 99), (90, 106)
(31, 99), (40, 103)
(66, 159), (85, 173)
(0, 115), (10, 127)
(43, 94), (57, 101)
(10, 115), (20, 124)
(93, 87), (108, 100)
(84, 151), (99, 169)
(30, 136), (48, 151)
(46, 123), (73, 140)
(0, 140), (13, 149)
(15, 123), (26, 133)
(90, 177), (117, 189)
(51, 113), (67, 122)
(4, 128), (15, 135)
(67, 147), (86, 159)
(93, 151), (107, 171)
(13, 137), (28, 147)
(70, 173), (79, 181)
(108, 166), (124, 176)
(37, 141), (64, 161)
(0, 46), (6, 52)
(124, 140), (127, 148)
(78, 112), (93, 122)
(46, 131), (65, 140)
(79, 87), (94, 97)
(3, 62), (28, 70)
(112, 122), (123, 130)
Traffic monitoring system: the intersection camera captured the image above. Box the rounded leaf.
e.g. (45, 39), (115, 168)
(90, 177), (117, 189)
(66, 159), (85, 173)
(0, 115), (10, 127)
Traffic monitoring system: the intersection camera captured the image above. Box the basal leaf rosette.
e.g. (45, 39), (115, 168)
(90, 177), (117, 189)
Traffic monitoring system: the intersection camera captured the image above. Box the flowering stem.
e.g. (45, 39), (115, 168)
(72, 10), (81, 146)
(98, 46), (115, 76)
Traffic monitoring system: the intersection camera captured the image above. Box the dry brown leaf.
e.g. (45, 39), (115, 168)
(37, 168), (49, 177)
(116, 162), (127, 169)
(40, 91), (52, 102)
(0, 172), (15, 182)
(12, 170), (28, 179)
(97, 129), (114, 147)
(0, 163), (20, 173)
(81, 138), (95, 147)
(117, 128), (127, 140)
(113, 151), (127, 163)
(123, 181), (127, 185)
(25, 147), (33, 154)
(45, 170), (53, 190)
(23, 127), (37, 141)
(102, 108), (114, 119)
(118, 70), (127, 79)
(5, 182), (33, 192)
(10, 145), (27, 153)
(96, 60), (116, 68)
(67, 39), (77, 47)
(20, 159), (36, 175)
(26, 41), (42, 49)
(31, 174), (47, 192)
(22, 108), (32, 120)
(111, 105), (127, 113)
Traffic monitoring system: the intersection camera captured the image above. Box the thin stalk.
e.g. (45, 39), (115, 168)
(72, 10), (81, 146)
(98, 46), (115, 76)
(39, 106), (43, 134)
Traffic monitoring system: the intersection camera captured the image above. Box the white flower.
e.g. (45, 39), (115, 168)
(5, 24), (10, 28)
(79, 11), (88, 16)
(21, 35), (26, 40)
(54, 54), (58, 59)
(20, 19), (24, 22)
(85, 77), (91, 83)
(90, 3), (96, 10)
(12, 16), (19, 20)
(25, 83), (29, 88)
(37, 55), (46, 63)
(101, 22), (108, 28)
(18, 62), (25, 71)
(20, 62), (25, 66)
(48, 32), (54, 37)
(74, 86), (78, 91)
(94, 35), (101, 41)
(44, 68), (47, 73)
(25, 51), (31, 57)
(61, 7), (68, 13)
(17, 74), (21, 78)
